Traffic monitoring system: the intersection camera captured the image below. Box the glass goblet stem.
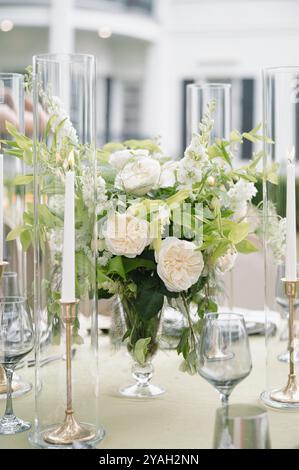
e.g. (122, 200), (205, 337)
(220, 393), (229, 424)
(3, 367), (15, 419)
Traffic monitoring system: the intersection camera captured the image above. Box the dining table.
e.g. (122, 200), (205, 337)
(0, 329), (298, 450)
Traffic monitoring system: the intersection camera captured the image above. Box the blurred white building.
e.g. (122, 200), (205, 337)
(0, 0), (299, 157)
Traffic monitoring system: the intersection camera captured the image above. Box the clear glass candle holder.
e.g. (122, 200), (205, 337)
(261, 67), (299, 410)
(28, 53), (104, 448)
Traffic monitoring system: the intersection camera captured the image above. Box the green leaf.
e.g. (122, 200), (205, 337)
(219, 143), (232, 167)
(38, 204), (63, 228)
(23, 149), (33, 166)
(166, 189), (190, 208)
(251, 123), (262, 134)
(20, 229), (32, 251)
(236, 238), (259, 254)
(243, 132), (258, 143)
(229, 130), (242, 142)
(13, 174), (33, 185)
(211, 240), (231, 262)
(5, 122), (32, 149)
(207, 299), (218, 312)
(177, 327), (190, 360)
(45, 114), (58, 139)
(134, 337), (152, 365)
(6, 225), (25, 241)
(102, 142), (125, 153)
(133, 274), (165, 320)
(228, 221), (249, 244)
(107, 256), (126, 280)
(265, 163), (279, 185)
(123, 257), (156, 274)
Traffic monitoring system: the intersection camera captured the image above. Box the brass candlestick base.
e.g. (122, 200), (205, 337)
(43, 299), (95, 446)
(43, 411), (95, 445)
(270, 279), (299, 404)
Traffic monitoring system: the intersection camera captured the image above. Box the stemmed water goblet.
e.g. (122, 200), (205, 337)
(198, 312), (252, 448)
(0, 272), (32, 398)
(0, 296), (34, 434)
(275, 264), (299, 363)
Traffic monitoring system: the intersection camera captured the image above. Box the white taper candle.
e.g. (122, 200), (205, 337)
(286, 148), (297, 281)
(61, 158), (75, 302)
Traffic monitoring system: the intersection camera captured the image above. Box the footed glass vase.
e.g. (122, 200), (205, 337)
(119, 297), (165, 398)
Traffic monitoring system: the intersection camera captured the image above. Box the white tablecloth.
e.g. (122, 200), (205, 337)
(0, 334), (298, 449)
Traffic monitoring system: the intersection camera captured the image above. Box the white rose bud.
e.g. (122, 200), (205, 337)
(104, 212), (150, 258)
(207, 176), (215, 186)
(120, 157), (161, 196)
(156, 237), (204, 292)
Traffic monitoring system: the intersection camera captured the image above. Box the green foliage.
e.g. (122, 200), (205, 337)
(134, 337), (151, 365)
(236, 239), (259, 254)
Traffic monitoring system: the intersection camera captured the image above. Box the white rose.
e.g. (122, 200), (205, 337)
(109, 149), (150, 171)
(104, 213), (150, 258)
(159, 161), (178, 188)
(120, 157), (161, 196)
(109, 149), (133, 171)
(216, 247), (238, 274)
(156, 237), (204, 292)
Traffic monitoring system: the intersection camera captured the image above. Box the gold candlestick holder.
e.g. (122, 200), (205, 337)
(43, 300), (96, 445)
(261, 278), (299, 408)
(269, 279), (299, 403)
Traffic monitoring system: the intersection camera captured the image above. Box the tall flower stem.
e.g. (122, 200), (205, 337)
(181, 293), (196, 350)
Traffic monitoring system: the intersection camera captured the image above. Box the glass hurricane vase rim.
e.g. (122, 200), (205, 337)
(33, 53), (95, 64)
(189, 82), (232, 90)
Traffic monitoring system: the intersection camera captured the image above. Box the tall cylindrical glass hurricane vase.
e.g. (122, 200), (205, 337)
(186, 83), (232, 144)
(29, 54), (104, 447)
(185, 83), (234, 309)
(261, 67), (299, 410)
(0, 73), (32, 399)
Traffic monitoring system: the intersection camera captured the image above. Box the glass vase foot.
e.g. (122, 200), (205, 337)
(277, 351), (299, 363)
(0, 415), (31, 435)
(28, 424), (105, 449)
(119, 383), (165, 398)
(260, 390), (299, 410)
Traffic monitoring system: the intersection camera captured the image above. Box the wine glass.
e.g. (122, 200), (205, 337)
(0, 297), (34, 434)
(0, 272), (32, 399)
(275, 264), (299, 362)
(198, 313), (252, 447)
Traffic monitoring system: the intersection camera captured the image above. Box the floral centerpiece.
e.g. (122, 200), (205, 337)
(2, 76), (278, 397)
(96, 101), (275, 391)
